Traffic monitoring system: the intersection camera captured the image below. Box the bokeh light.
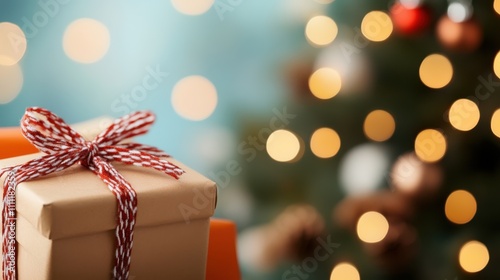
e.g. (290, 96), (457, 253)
(171, 0), (215, 15)
(495, 0), (500, 15)
(310, 127), (341, 158)
(363, 109), (396, 142)
(266, 129), (303, 162)
(445, 190), (477, 225)
(494, 51), (500, 79)
(459, 240), (489, 273)
(0, 22), (27, 66)
(414, 129), (447, 162)
(305, 15), (338, 47)
(63, 18), (110, 64)
(339, 143), (390, 196)
(308, 67), (342, 99)
(171, 75), (218, 121)
(361, 11), (393, 42)
(447, 2), (472, 22)
(330, 262), (360, 280)
(491, 109), (500, 138)
(448, 98), (480, 131)
(0, 64), (23, 104)
(419, 54), (453, 89)
(357, 211), (389, 243)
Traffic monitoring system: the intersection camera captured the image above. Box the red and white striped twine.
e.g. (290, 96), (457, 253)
(0, 107), (184, 280)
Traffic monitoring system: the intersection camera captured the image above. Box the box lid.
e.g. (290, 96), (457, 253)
(0, 153), (217, 240)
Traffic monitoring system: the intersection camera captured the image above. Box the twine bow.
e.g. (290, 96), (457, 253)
(0, 107), (184, 280)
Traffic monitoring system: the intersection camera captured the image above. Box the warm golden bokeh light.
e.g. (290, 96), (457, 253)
(310, 127), (341, 158)
(266, 129), (303, 162)
(495, 0), (500, 16)
(459, 240), (489, 273)
(414, 129), (447, 162)
(0, 22), (27, 66)
(308, 67), (342, 99)
(305, 15), (338, 47)
(361, 11), (393, 42)
(356, 211), (389, 243)
(363, 109), (396, 142)
(171, 75), (218, 121)
(445, 190), (477, 225)
(449, 99), (480, 131)
(419, 54), (453, 89)
(494, 51), (500, 79)
(491, 109), (500, 138)
(330, 262), (360, 280)
(171, 0), (215, 15)
(63, 18), (110, 64)
(0, 64), (23, 104)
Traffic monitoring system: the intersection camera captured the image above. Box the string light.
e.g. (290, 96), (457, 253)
(414, 129), (447, 162)
(419, 54), (453, 89)
(266, 129), (303, 162)
(0, 22), (27, 66)
(361, 11), (393, 42)
(305, 15), (338, 47)
(0, 64), (23, 104)
(445, 190), (477, 224)
(447, 1), (473, 23)
(310, 127), (341, 158)
(494, 51), (500, 79)
(356, 211), (389, 243)
(495, 0), (500, 15)
(308, 67), (342, 99)
(491, 109), (500, 138)
(448, 98), (480, 131)
(171, 0), (215, 15)
(363, 110), (396, 142)
(171, 75), (218, 121)
(63, 18), (110, 64)
(330, 262), (360, 280)
(459, 240), (489, 273)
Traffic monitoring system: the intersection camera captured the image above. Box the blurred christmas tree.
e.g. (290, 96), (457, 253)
(225, 1), (500, 279)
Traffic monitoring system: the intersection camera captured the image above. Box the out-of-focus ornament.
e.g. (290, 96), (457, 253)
(333, 191), (417, 271)
(363, 220), (418, 272)
(390, 152), (443, 200)
(436, 1), (482, 53)
(390, 1), (432, 36)
(284, 58), (314, 98)
(333, 191), (413, 233)
(238, 204), (326, 272)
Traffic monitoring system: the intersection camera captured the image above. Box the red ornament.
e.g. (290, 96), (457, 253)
(390, 2), (432, 36)
(436, 15), (483, 53)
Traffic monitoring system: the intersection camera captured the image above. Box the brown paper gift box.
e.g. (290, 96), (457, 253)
(0, 152), (217, 280)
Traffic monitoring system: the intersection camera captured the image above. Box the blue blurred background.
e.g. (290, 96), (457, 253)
(0, 0), (308, 173)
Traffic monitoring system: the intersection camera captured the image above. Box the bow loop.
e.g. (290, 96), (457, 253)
(21, 107), (86, 154)
(1, 107), (183, 280)
(94, 111), (155, 147)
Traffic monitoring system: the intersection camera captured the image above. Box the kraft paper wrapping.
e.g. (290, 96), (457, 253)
(0, 152), (217, 279)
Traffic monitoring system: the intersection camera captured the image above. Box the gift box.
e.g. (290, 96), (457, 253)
(0, 109), (218, 279)
(0, 153), (217, 279)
